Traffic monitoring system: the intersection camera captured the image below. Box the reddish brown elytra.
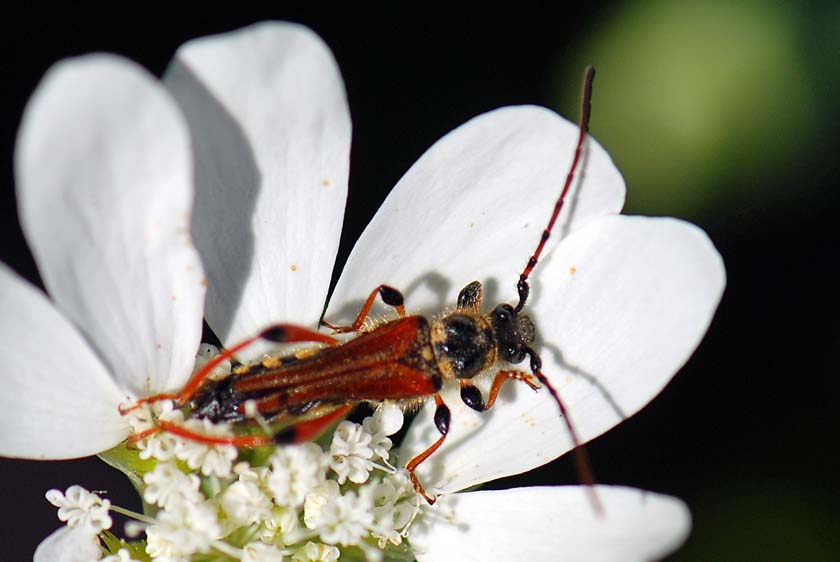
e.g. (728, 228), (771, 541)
(127, 66), (599, 508)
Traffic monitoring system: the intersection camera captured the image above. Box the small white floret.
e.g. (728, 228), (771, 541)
(143, 462), (202, 509)
(370, 470), (420, 546)
(303, 480), (341, 529)
(291, 541), (340, 562)
(259, 506), (302, 545)
(173, 418), (238, 477)
(308, 486), (375, 547)
(145, 499), (221, 560)
(242, 541), (286, 562)
(234, 460), (270, 486)
(363, 405), (403, 466)
(266, 442), (327, 508)
(369, 403), (405, 436)
(220, 480), (272, 527)
(329, 420), (375, 484)
(45, 485), (112, 533)
(126, 400), (185, 462)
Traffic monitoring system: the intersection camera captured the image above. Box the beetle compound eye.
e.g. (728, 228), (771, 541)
(517, 314), (536, 345)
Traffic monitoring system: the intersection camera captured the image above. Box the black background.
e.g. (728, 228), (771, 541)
(1, 7), (838, 561)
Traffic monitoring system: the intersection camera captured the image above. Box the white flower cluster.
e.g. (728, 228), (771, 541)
(48, 402), (419, 562)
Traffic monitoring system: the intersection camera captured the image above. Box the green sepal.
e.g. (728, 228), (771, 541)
(98, 442), (157, 493)
(99, 530), (151, 562)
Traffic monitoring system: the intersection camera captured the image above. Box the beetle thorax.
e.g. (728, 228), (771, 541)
(430, 311), (497, 380)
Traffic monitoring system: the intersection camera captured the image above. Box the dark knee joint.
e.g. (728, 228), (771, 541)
(460, 384), (485, 412)
(434, 403), (451, 435)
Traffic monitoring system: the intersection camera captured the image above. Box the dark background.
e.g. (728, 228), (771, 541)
(2, 5), (838, 561)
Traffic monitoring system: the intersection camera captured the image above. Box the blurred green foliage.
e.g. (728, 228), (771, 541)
(674, 479), (840, 561)
(553, 0), (819, 219)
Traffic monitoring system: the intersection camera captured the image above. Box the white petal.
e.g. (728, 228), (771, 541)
(15, 55), (206, 395)
(34, 525), (102, 562)
(328, 106), (624, 324)
(0, 263), (127, 458)
(165, 22), (351, 351)
(401, 216), (724, 492)
(411, 486), (690, 562)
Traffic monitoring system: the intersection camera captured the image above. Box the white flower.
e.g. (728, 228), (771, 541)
(220, 479), (273, 527)
(242, 542), (286, 562)
(266, 442), (327, 508)
(370, 470), (419, 547)
(291, 542), (341, 562)
(45, 486), (112, 534)
(259, 506), (302, 545)
(0, 53), (207, 462)
(145, 499), (221, 560)
(303, 480), (341, 530)
(363, 404), (403, 464)
(308, 487), (375, 547)
(329, 420), (376, 484)
(173, 418), (238, 478)
(233, 460), (271, 487)
(129, 400), (185, 462)
(143, 462), (202, 510)
(3, 21), (725, 562)
(33, 526), (101, 562)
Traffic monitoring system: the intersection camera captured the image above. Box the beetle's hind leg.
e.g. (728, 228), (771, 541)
(405, 394), (450, 504)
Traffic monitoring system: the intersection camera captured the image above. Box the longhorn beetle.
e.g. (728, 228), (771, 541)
(127, 66), (600, 508)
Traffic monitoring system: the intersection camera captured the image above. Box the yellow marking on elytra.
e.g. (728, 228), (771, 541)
(293, 347), (321, 360)
(262, 356), (281, 368)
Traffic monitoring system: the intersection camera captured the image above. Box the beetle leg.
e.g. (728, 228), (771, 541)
(485, 370), (541, 410)
(152, 419), (272, 447)
(321, 285), (406, 333)
(129, 404), (352, 452)
(405, 394), (449, 504)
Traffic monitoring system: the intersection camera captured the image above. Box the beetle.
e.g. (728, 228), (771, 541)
(127, 66), (599, 506)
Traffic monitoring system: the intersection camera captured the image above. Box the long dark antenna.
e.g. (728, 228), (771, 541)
(528, 349), (602, 515)
(518, 66), (603, 514)
(515, 65), (595, 312)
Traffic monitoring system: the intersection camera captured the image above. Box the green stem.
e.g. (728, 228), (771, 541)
(109, 504), (157, 525)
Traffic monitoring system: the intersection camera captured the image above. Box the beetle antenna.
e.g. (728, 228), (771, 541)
(516, 65), (595, 312)
(526, 346), (603, 515)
